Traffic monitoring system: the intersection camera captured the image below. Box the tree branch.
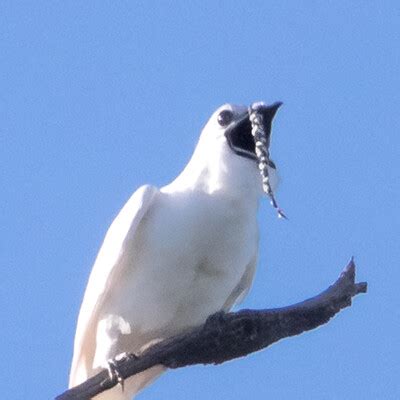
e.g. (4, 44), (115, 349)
(56, 259), (367, 400)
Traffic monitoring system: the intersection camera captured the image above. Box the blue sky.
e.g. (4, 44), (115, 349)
(1, 2), (399, 399)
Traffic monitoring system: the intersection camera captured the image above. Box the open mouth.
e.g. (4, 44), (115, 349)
(224, 102), (281, 168)
(224, 114), (256, 160)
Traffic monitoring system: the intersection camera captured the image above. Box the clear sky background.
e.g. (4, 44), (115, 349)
(1, 2), (399, 399)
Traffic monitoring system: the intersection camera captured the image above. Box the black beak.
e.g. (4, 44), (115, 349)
(225, 102), (282, 162)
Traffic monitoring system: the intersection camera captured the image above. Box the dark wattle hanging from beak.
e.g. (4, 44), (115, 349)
(225, 101), (285, 218)
(224, 102), (282, 164)
(249, 102), (286, 219)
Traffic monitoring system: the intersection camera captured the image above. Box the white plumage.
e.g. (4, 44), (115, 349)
(69, 103), (279, 399)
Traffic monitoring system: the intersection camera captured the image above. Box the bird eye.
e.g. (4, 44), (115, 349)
(217, 110), (234, 127)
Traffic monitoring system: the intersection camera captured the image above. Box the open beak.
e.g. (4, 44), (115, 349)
(224, 102), (282, 164)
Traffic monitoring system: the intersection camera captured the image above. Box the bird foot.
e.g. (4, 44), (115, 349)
(107, 357), (125, 391)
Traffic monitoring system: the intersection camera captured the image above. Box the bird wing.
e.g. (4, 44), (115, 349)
(69, 184), (159, 387)
(222, 253), (258, 310)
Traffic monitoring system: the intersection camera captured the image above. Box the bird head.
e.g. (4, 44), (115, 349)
(202, 102), (281, 162)
(165, 102), (282, 199)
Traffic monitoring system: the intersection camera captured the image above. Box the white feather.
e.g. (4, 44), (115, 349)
(69, 104), (278, 399)
(69, 185), (159, 387)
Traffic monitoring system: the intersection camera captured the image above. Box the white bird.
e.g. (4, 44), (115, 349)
(69, 102), (281, 399)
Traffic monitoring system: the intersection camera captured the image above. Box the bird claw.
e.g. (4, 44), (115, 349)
(107, 358), (125, 391)
(106, 352), (139, 391)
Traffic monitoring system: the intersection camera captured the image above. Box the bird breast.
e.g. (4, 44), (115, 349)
(102, 190), (258, 337)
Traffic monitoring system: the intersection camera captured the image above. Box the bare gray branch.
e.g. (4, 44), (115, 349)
(56, 259), (366, 400)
